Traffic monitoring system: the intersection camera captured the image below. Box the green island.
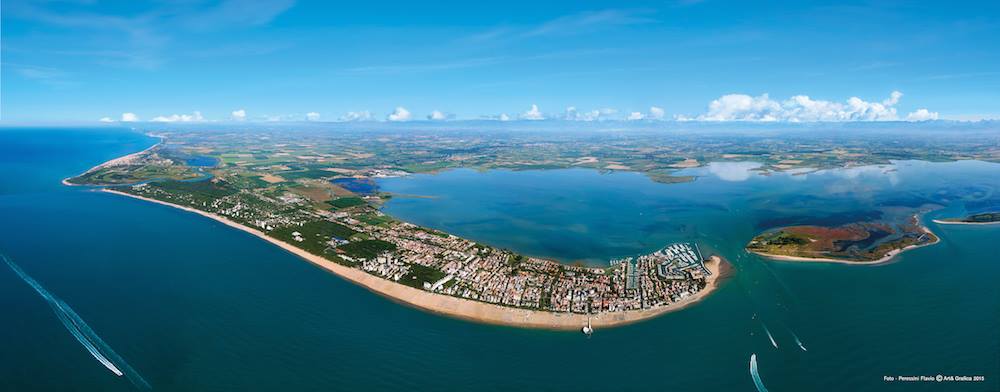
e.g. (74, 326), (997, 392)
(933, 212), (1000, 225)
(746, 216), (939, 263)
(67, 126), (998, 327)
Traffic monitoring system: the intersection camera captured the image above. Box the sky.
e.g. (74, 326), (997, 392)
(1, 0), (999, 123)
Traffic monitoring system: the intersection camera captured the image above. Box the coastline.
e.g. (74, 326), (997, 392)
(101, 188), (726, 330)
(932, 219), (1000, 226)
(749, 222), (940, 265)
(61, 135), (163, 186)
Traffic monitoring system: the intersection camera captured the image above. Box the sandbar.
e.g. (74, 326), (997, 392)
(932, 219), (1000, 226)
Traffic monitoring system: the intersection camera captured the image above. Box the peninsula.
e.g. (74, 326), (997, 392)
(746, 216), (939, 264)
(72, 136), (728, 330)
(933, 212), (1000, 225)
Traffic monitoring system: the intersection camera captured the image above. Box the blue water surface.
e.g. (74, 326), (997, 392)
(1, 127), (998, 392)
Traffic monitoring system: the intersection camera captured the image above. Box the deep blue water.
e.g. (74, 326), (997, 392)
(185, 156), (218, 167)
(330, 177), (377, 195)
(1, 127), (998, 391)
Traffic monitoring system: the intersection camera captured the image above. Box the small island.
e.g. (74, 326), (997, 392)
(746, 216), (938, 264)
(933, 212), (1000, 225)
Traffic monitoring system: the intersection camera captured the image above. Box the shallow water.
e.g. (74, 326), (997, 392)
(1, 127), (998, 391)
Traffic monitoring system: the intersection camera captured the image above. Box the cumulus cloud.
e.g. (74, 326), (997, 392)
(521, 104), (544, 120)
(152, 111), (205, 122)
(99, 117), (114, 123)
(681, 91), (915, 122)
(884, 91), (902, 106)
(649, 106), (665, 120)
(563, 106), (579, 119)
(231, 109), (247, 121)
(428, 110), (453, 121)
(481, 113), (512, 121)
(121, 112), (139, 122)
(341, 111), (374, 122)
(626, 106), (666, 121)
(387, 107), (412, 122)
(306, 112), (320, 121)
(563, 106), (617, 121)
(906, 108), (939, 121)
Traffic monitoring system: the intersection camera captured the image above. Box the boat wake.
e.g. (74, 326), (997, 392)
(749, 354), (770, 392)
(760, 322), (778, 349)
(792, 332), (808, 352)
(2, 254), (151, 390)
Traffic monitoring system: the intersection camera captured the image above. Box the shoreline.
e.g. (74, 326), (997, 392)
(101, 188), (726, 330)
(62, 135), (164, 187)
(749, 221), (940, 265)
(932, 219), (1000, 226)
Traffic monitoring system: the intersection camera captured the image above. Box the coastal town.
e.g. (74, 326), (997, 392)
(112, 174), (715, 317)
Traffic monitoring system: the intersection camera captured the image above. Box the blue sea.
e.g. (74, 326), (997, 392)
(1, 127), (998, 391)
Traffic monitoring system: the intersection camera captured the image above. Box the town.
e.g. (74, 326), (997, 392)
(119, 178), (713, 315)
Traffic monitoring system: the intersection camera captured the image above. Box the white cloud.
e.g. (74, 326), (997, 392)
(387, 107), (412, 122)
(121, 112), (139, 122)
(151, 111), (205, 122)
(649, 106), (665, 120)
(521, 104), (544, 120)
(341, 111), (374, 122)
(99, 117), (114, 123)
(428, 110), (453, 121)
(884, 90), (902, 106)
(627, 106), (666, 121)
(695, 94), (783, 121)
(231, 109), (247, 121)
(306, 112), (320, 121)
(906, 108), (939, 121)
(481, 113), (512, 121)
(563, 106), (578, 119)
(684, 91), (913, 122)
(563, 106), (617, 121)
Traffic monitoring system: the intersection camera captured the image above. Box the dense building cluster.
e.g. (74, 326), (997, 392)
(124, 182), (713, 315)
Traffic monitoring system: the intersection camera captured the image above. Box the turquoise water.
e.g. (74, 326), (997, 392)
(1, 128), (998, 391)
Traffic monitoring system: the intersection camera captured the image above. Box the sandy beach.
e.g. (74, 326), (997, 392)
(62, 136), (164, 186)
(102, 189), (727, 330)
(932, 219), (1000, 226)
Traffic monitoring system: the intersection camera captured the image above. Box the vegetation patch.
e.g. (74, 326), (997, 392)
(339, 239), (397, 259)
(400, 264), (447, 288)
(146, 179), (237, 206)
(328, 197), (366, 209)
(280, 169), (336, 180)
(272, 220), (358, 255)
